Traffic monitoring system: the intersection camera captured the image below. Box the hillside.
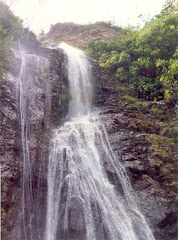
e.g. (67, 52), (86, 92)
(46, 21), (124, 47)
(0, 1), (178, 239)
(44, 2), (178, 238)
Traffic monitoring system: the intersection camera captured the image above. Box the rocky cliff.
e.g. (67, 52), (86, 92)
(0, 22), (177, 240)
(93, 66), (178, 239)
(0, 31), (69, 239)
(45, 22), (124, 48)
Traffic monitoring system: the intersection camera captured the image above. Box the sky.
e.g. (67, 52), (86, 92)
(5, 0), (167, 33)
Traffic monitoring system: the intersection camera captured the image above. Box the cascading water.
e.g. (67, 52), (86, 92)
(18, 49), (34, 240)
(62, 43), (92, 117)
(46, 43), (155, 240)
(17, 48), (48, 240)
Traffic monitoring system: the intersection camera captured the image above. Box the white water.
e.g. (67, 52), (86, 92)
(17, 48), (44, 240)
(60, 43), (92, 117)
(46, 43), (155, 240)
(18, 49), (34, 240)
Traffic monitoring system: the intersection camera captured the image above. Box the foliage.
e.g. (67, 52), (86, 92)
(88, 0), (178, 102)
(136, 119), (158, 133)
(163, 126), (178, 143)
(142, 174), (150, 179)
(0, 2), (22, 81)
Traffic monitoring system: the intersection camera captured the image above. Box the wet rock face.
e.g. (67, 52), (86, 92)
(0, 41), (69, 239)
(103, 119), (177, 239)
(1, 39), (177, 240)
(0, 71), (21, 240)
(94, 65), (178, 240)
(49, 49), (69, 126)
(18, 53), (51, 239)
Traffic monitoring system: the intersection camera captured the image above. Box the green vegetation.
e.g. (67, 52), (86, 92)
(0, 2), (22, 81)
(1, 207), (5, 213)
(163, 125), (178, 143)
(142, 173), (150, 179)
(136, 119), (159, 133)
(146, 133), (176, 157)
(88, 0), (178, 103)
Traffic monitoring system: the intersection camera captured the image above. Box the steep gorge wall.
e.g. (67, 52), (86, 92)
(0, 33), (69, 239)
(0, 29), (177, 240)
(93, 65), (178, 239)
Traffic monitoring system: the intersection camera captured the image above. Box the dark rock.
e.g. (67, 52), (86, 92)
(0, 36), (69, 239)
(92, 62), (178, 240)
(1, 33), (177, 240)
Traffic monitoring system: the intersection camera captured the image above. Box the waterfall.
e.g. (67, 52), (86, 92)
(18, 49), (34, 240)
(45, 43), (155, 240)
(17, 48), (48, 240)
(60, 43), (92, 117)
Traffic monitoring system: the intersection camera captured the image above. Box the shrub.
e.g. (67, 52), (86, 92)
(0, 2), (22, 81)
